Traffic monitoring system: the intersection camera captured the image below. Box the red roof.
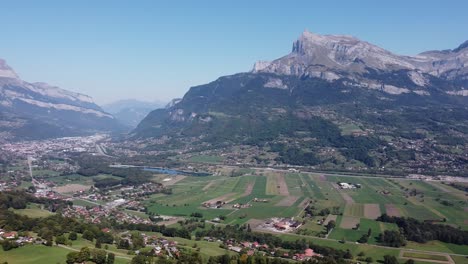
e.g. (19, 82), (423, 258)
(305, 248), (315, 257)
(2, 231), (17, 238)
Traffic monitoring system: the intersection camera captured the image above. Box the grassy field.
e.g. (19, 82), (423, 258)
(0, 244), (129, 264)
(451, 255), (468, 264)
(11, 203), (55, 218)
(344, 203), (365, 217)
(402, 252), (449, 261)
(0, 245), (73, 264)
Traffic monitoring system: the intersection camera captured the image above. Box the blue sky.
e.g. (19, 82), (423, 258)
(1, 0), (467, 104)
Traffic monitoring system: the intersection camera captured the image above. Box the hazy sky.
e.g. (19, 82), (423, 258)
(1, 0), (467, 104)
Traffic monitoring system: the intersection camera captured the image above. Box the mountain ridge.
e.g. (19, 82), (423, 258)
(133, 31), (468, 174)
(0, 58), (122, 141)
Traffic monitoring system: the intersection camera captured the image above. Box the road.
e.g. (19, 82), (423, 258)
(95, 144), (113, 157)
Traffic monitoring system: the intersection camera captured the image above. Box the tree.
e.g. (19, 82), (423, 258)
(82, 230), (95, 242)
(55, 234), (67, 245)
(66, 252), (79, 264)
(379, 230), (406, 247)
(131, 255), (149, 264)
(91, 249), (107, 264)
(106, 253), (115, 264)
(95, 239), (102, 248)
(405, 259), (415, 264)
(326, 220), (336, 232)
(358, 234), (369, 243)
(78, 247), (91, 263)
(365, 257), (373, 263)
(344, 249), (353, 259)
(68, 232), (78, 241)
(131, 232), (145, 250)
(383, 255), (399, 264)
(1, 240), (19, 251)
(117, 239), (130, 249)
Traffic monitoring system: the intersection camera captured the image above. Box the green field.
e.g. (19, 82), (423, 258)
(344, 203), (365, 217)
(402, 252), (449, 261)
(11, 203), (55, 218)
(0, 245), (128, 264)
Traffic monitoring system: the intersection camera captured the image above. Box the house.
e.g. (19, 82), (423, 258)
(229, 246), (242, 253)
(241, 241), (251, 248)
(2, 231), (18, 239)
(304, 248), (315, 257)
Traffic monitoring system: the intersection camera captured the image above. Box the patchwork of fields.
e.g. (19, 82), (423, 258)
(9, 166), (468, 263)
(144, 170), (467, 235)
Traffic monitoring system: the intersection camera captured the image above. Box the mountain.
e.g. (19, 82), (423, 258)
(133, 31), (467, 174)
(103, 99), (166, 128)
(0, 58), (122, 141)
(252, 31), (468, 95)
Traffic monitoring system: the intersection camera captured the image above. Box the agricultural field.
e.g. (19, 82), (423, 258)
(0, 244), (77, 264)
(146, 170), (467, 230)
(140, 168), (467, 261)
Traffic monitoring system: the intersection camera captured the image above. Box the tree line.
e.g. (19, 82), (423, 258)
(377, 214), (468, 245)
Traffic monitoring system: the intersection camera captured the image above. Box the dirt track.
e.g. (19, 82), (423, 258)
(275, 196), (299, 206)
(276, 173), (289, 196)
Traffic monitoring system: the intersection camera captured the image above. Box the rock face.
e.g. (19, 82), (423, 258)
(252, 30), (468, 95)
(0, 59), (122, 141)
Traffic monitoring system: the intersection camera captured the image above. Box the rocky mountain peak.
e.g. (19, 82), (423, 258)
(292, 30), (360, 55)
(453, 40), (468, 53)
(253, 30), (415, 79)
(0, 59), (19, 79)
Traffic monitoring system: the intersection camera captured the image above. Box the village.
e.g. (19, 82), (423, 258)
(222, 238), (322, 261)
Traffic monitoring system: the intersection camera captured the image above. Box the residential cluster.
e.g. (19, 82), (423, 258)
(0, 134), (108, 159)
(223, 239), (321, 261)
(0, 230), (37, 246)
(62, 205), (152, 225)
(256, 218), (303, 233)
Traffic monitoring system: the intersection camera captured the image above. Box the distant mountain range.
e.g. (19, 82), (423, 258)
(103, 99), (166, 128)
(134, 31), (468, 174)
(0, 59), (123, 141)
